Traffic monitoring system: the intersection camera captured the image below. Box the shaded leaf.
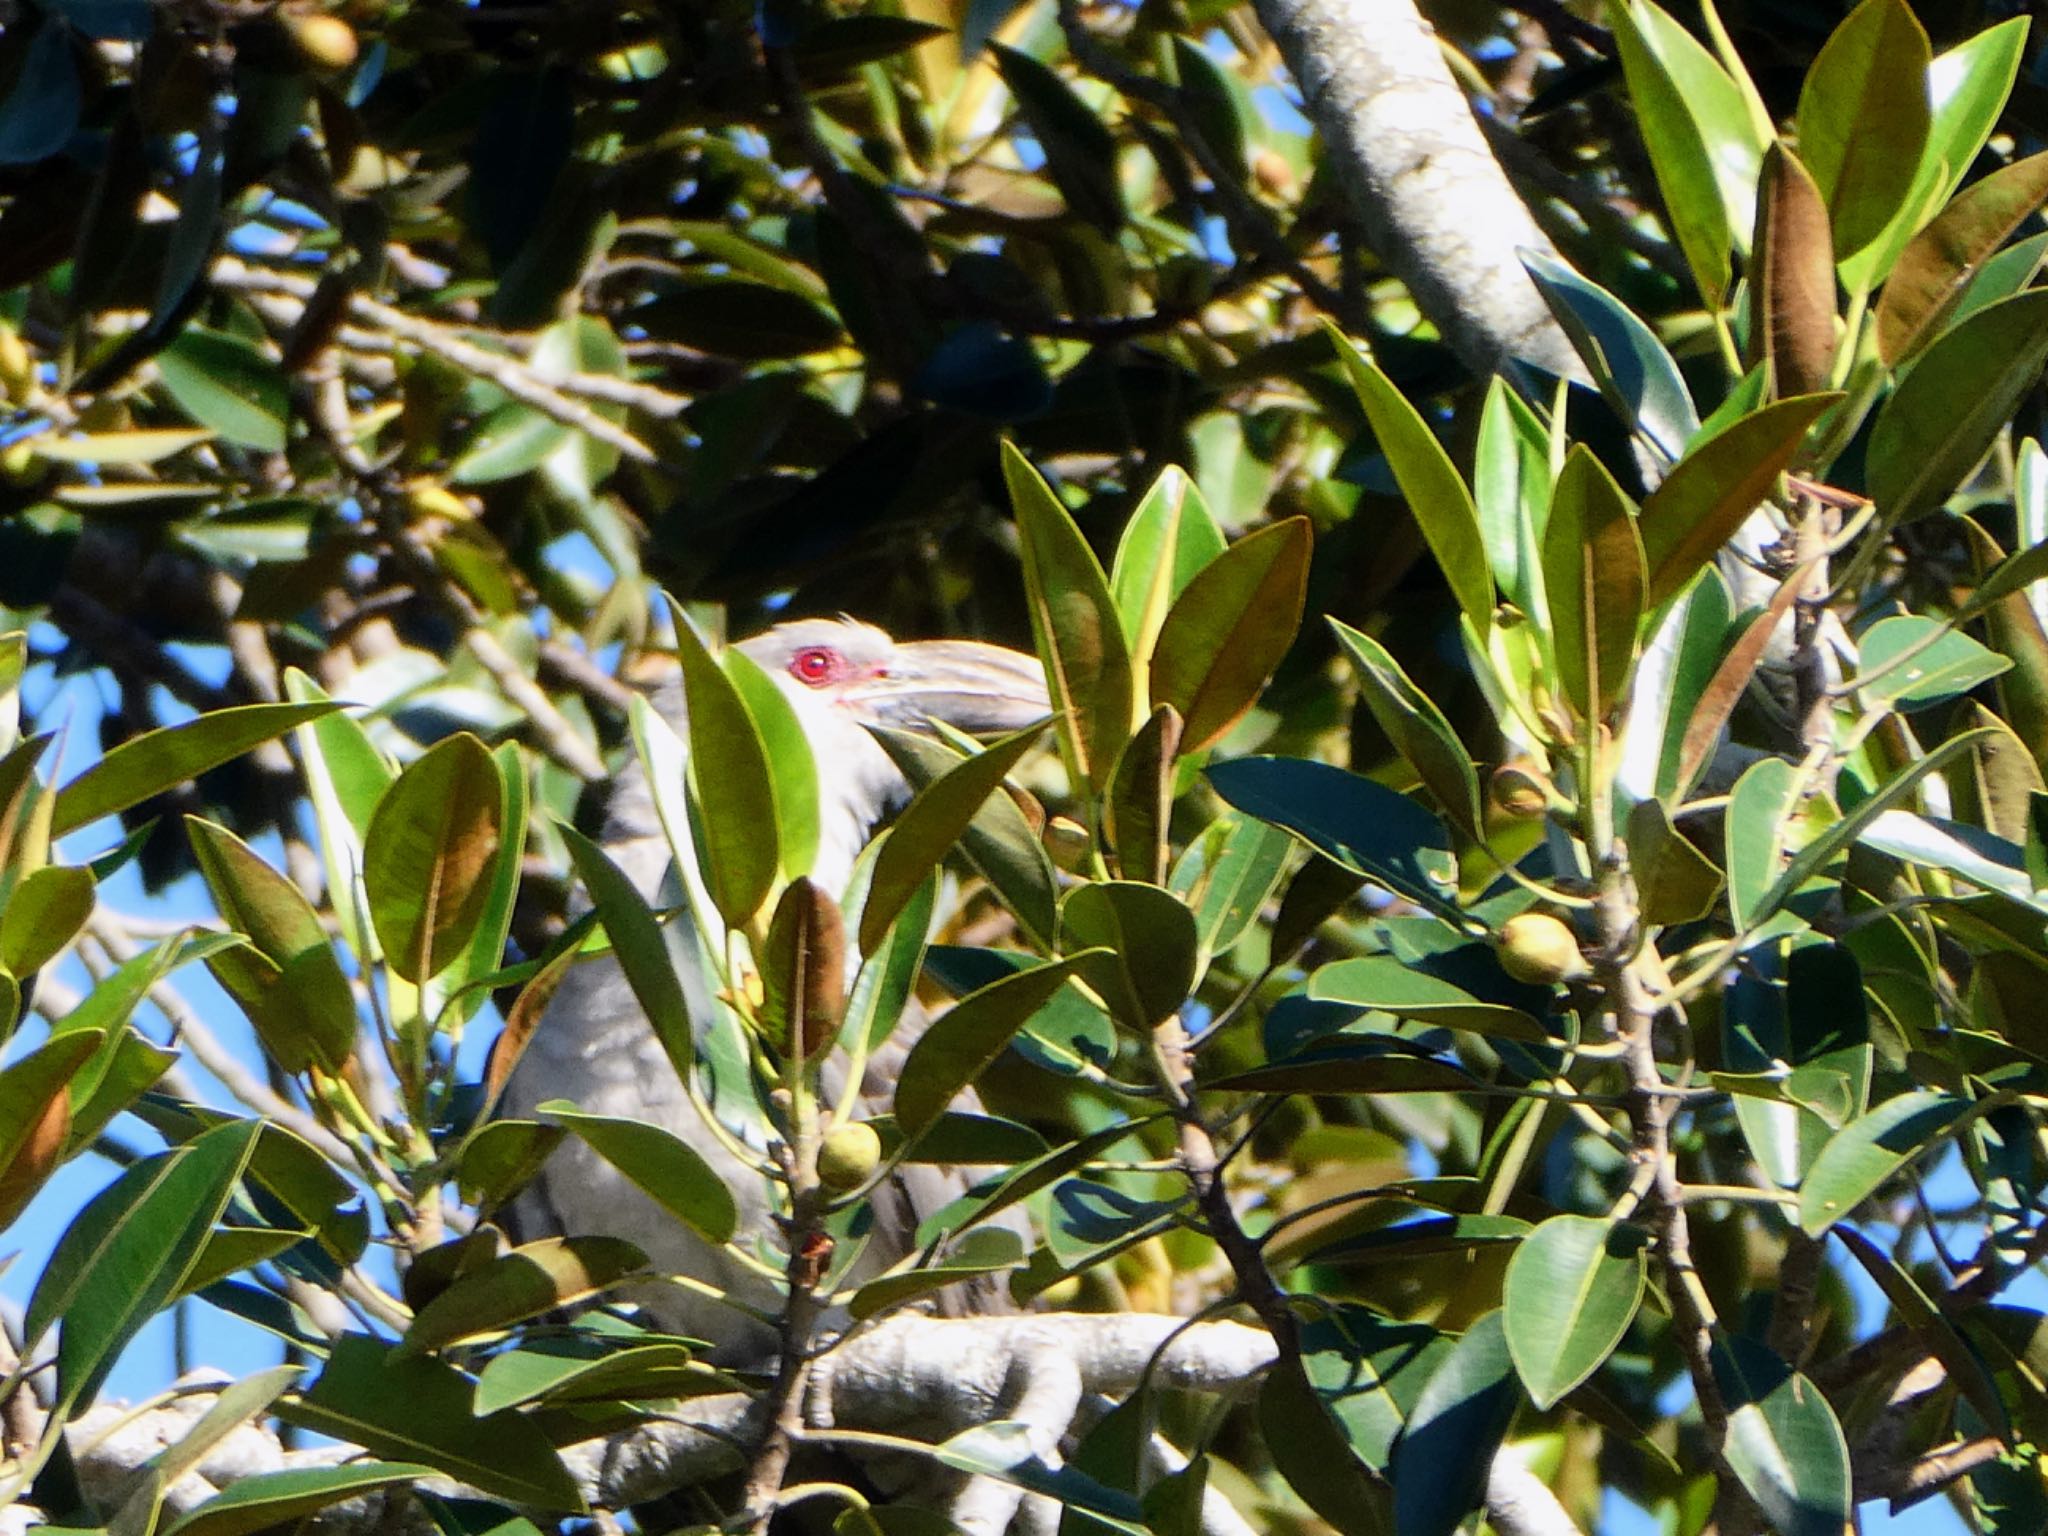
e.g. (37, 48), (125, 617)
(1330, 621), (1481, 837)
(365, 734), (502, 985)
(1750, 146), (1837, 396)
(1712, 1336), (1851, 1536)
(157, 329), (289, 452)
(55, 702), (339, 837)
(1542, 445), (1645, 722)
(1502, 1216), (1647, 1409)
(895, 952), (1101, 1134)
(402, 1236), (647, 1355)
(1059, 881), (1197, 1030)
(1150, 518), (1311, 752)
(539, 1101), (739, 1245)
(1390, 1310), (1520, 1536)
(1522, 251), (1699, 461)
(163, 1464), (435, 1536)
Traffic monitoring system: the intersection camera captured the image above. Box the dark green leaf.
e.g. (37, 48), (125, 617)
(1711, 1336), (1850, 1536)
(1797, 1090), (1973, 1235)
(1541, 445), (1645, 723)
(55, 703), (339, 836)
(1795, 0), (1931, 262)
(1331, 620), (1481, 836)
(760, 877), (845, 1058)
(1059, 881), (1197, 1030)
(1004, 444), (1134, 795)
(402, 1237), (648, 1355)
(1391, 1310), (1521, 1536)
(1150, 518), (1311, 752)
(1107, 705), (1182, 885)
(1522, 251), (1699, 461)
(163, 1464), (435, 1536)
(538, 1101), (739, 1245)
(0, 21), (81, 166)
(1502, 1216), (1647, 1409)
(558, 827), (695, 1083)
(991, 45), (1123, 234)
(157, 329), (289, 452)
(670, 603), (779, 928)
(895, 952), (1101, 1134)
(635, 281), (844, 360)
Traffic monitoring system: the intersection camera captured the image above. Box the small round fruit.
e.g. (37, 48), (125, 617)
(818, 1122), (883, 1192)
(286, 12), (359, 71)
(1497, 912), (1587, 987)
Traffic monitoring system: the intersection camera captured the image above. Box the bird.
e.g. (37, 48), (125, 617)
(499, 617), (1051, 1360)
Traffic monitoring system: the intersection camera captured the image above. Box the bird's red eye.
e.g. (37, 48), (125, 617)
(789, 646), (842, 686)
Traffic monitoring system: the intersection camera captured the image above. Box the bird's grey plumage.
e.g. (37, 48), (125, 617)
(501, 619), (1050, 1360)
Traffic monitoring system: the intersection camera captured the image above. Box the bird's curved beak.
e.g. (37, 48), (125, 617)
(847, 639), (1051, 734)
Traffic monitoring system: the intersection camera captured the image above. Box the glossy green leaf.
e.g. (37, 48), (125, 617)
(1869, 292), (2048, 527)
(188, 819), (355, 1071)
(1725, 756), (1802, 932)
(472, 1337), (710, 1415)
(54, 702), (339, 837)
(557, 826), (695, 1083)
(1610, 0), (1754, 299)
(1207, 756), (1458, 918)
(722, 648), (822, 883)
(364, 732), (502, 984)
(840, 872), (934, 1058)
(1471, 377), (1551, 617)
(1059, 881), (1197, 1030)
(401, 1236), (647, 1355)
(1711, 1336), (1851, 1536)
(278, 1333), (583, 1510)
(1004, 444), (1134, 795)
(991, 45), (1122, 234)
(1108, 465), (1226, 658)
(1107, 705), (1182, 885)
(1331, 620), (1481, 836)
(1640, 395), (1834, 609)
(1798, 1090), (1973, 1235)
(1796, 0), (1932, 262)
(669, 604), (778, 928)
(1542, 445), (1645, 722)
(1502, 1216), (1647, 1409)
(1390, 1310), (1521, 1536)
(1853, 615), (2009, 707)
(1294, 1306), (1449, 1475)
(1258, 1364), (1395, 1536)
(849, 1226), (1027, 1319)
(456, 1119), (565, 1214)
(0, 862), (91, 976)
(1172, 811), (1294, 958)
(163, 1464), (436, 1536)
(285, 671), (392, 963)
(1150, 518), (1310, 753)
(860, 721), (1046, 952)
(539, 1100), (739, 1245)
(450, 401), (573, 484)
(1309, 956), (1545, 1043)
(1327, 334), (1492, 630)
(760, 876), (845, 1058)
(29, 1118), (260, 1413)
(1878, 152), (2048, 367)
(157, 329), (290, 452)
(895, 952), (1101, 1135)
(1522, 251), (1699, 461)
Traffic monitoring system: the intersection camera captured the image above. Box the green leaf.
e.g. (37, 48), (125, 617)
(538, 1100), (739, 1245)
(1878, 152), (2048, 367)
(364, 733), (502, 985)
(849, 1226), (1027, 1320)
(54, 702), (339, 836)
(1867, 291), (2048, 527)
(156, 329), (290, 452)
(401, 1236), (648, 1355)
(1541, 446), (1645, 723)
(1326, 332), (1492, 631)
(723, 648), (822, 883)
(1308, 956), (1545, 1043)
(162, 1464), (436, 1536)
(1059, 881), (1197, 1030)
(29, 1118), (260, 1413)
(1207, 757), (1459, 919)
(285, 671), (392, 964)
(1725, 756), (1803, 932)
(1108, 465), (1227, 658)
(1748, 146), (1838, 398)
(1471, 377), (1551, 618)
(0, 862), (92, 976)
(1628, 796), (1725, 926)
(1331, 621), (1481, 837)
(631, 281), (844, 360)
(28, 428), (215, 465)
(839, 872), (934, 1058)
(472, 1337), (711, 1415)
(1795, 0), (1932, 263)
(1639, 395), (1835, 609)
(1797, 1090), (1974, 1235)
(1107, 705), (1182, 885)
(895, 952), (1101, 1135)
(1297, 1306), (1450, 1475)
(1172, 811), (1294, 958)
(557, 827), (694, 1084)
(278, 1334), (583, 1510)
(1502, 1215), (1647, 1409)
(669, 604), (780, 928)
(1521, 251), (1700, 462)
(1258, 1364), (1395, 1536)
(991, 45), (1123, 234)
(1711, 1336), (1851, 1536)
(1611, 0), (1758, 300)
(860, 722), (1047, 952)
(760, 877), (845, 1058)
(1762, 726), (1993, 918)
(112, 1363), (301, 1536)
(187, 819), (355, 1071)
(449, 401), (573, 485)
(1852, 615), (2009, 707)
(1390, 1310), (1521, 1536)
(1150, 518), (1311, 752)
(1004, 444), (1134, 795)
(1833, 1225), (2009, 1438)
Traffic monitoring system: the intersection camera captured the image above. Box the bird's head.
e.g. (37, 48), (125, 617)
(736, 618), (1049, 736)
